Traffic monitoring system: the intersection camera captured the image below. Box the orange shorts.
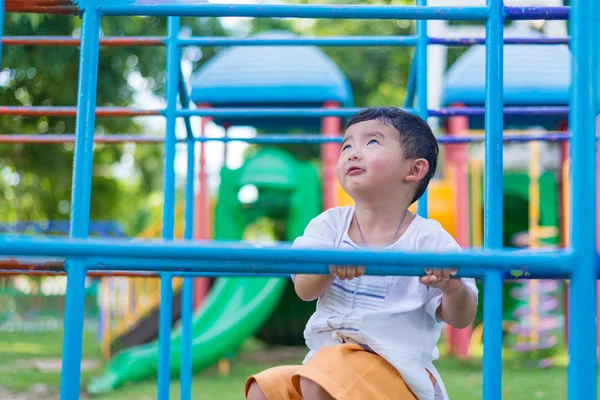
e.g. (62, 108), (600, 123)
(245, 344), (436, 400)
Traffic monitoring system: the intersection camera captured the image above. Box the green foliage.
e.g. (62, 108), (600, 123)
(0, 14), (226, 236)
(250, 0), (416, 108)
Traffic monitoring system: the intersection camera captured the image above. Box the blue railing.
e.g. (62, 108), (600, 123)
(0, 1), (597, 400)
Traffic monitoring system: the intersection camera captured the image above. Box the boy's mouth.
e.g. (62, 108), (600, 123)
(347, 166), (365, 175)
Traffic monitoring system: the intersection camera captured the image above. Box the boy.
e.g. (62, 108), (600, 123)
(245, 107), (478, 400)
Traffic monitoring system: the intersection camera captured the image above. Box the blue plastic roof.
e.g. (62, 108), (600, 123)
(190, 30), (353, 130)
(442, 29), (571, 128)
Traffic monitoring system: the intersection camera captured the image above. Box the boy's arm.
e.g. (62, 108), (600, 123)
(420, 232), (479, 328)
(294, 274), (337, 302)
(291, 211), (339, 302)
(436, 279), (478, 329)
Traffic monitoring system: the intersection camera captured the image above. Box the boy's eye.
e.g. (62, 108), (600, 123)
(367, 139), (379, 145)
(342, 144), (351, 151)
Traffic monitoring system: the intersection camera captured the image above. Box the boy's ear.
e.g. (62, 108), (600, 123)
(405, 158), (430, 183)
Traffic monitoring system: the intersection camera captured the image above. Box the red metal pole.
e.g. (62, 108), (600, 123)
(445, 103), (473, 360)
(193, 103), (212, 311)
(0, 106), (161, 117)
(321, 101), (341, 210)
(5, 0), (78, 14)
(558, 120), (569, 347)
(0, 134), (166, 144)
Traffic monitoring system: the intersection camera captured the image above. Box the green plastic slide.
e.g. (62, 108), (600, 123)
(87, 277), (287, 395)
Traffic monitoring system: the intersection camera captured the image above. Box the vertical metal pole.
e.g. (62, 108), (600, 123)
(60, 7), (101, 400)
(157, 16), (181, 400)
(415, 0), (428, 218)
(483, 0), (504, 399)
(193, 103), (211, 310)
(180, 72), (194, 400)
(403, 58), (416, 109)
(568, 0), (598, 398)
(321, 101), (341, 211)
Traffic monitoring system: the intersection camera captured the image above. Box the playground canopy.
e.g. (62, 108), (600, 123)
(442, 28), (571, 129)
(190, 30), (354, 130)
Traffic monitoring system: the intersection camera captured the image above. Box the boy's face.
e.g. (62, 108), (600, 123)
(336, 119), (414, 199)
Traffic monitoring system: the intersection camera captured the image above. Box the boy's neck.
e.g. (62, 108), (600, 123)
(350, 196), (415, 246)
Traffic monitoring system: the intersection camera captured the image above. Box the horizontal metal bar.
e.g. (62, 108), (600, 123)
(430, 37), (570, 46)
(2, 252), (599, 280)
(0, 106), (569, 118)
(0, 106), (160, 117)
(504, 6), (570, 20)
(0, 235), (572, 271)
(0, 134), (164, 144)
(0, 35), (570, 48)
(4, 0), (78, 15)
(0, 268), (293, 279)
(99, 3), (491, 21)
(177, 35), (419, 47)
(191, 132), (572, 144)
(177, 106), (570, 118)
(1, 36), (165, 46)
(84, 258), (493, 279)
(0, 132), (573, 145)
(1, 265), (583, 280)
(429, 106), (569, 117)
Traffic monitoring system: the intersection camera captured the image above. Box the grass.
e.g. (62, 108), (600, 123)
(0, 331), (597, 399)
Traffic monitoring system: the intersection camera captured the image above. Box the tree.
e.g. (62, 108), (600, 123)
(249, 0), (417, 108)
(0, 13), (227, 236)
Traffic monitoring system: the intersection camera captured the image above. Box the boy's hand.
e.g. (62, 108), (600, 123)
(420, 268), (462, 292)
(329, 265), (366, 280)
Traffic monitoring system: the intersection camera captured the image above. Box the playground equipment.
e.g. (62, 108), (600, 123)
(0, 2), (597, 400)
(0, 221), (125, 333)
(89, 30), (349, 390)
(439, 18), (599, 364)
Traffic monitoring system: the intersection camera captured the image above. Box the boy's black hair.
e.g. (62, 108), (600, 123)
(345, 107), (439, 204)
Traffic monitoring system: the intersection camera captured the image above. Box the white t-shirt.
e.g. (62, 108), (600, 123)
(291, 206), (479, 400)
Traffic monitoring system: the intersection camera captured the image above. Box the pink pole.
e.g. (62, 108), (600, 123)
(321, 101), (341, 210)
(193, 103), (212, 311)
(445, 103), (473, 360)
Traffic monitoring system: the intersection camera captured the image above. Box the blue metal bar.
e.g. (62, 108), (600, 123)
(403, 58), (416, 109)
(174, 106), (569, 119)
(483, 0), (504, 399)
(59, 260), (87, 400)
(157, 16), (180, 400)
(503, 6), (570, 20)
(596, 16), (600, 114)
(82, 254), (570, 277)
(567, 0), (598, 398)
(2, 35), (572, 47)
(60, 7), (101, 400)
(0, 131), (577, 145)
(179, 35), (419, 47)
(0, 234), (572, 268)
(177, 36), (572, 47)
(415, 0), (428, 218)
(429, 37), (570, 46)
(98, 3), (491, 20)
(192, 132), (573, 144)
(180, 59), (195, 400)
(0, 105), (571, 118)
(178, 67), (194, 141)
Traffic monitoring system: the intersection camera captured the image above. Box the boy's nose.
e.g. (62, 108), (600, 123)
(348, 149), (361, 160)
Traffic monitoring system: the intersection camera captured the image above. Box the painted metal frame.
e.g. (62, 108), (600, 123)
(0, 2), (596, 400)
